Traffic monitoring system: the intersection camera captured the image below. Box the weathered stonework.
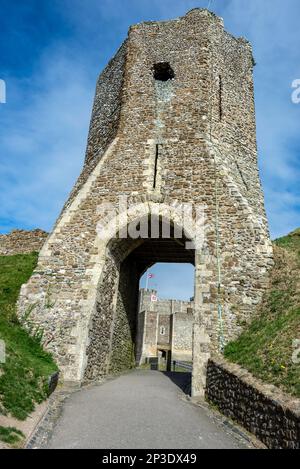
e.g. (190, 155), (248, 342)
(0, 229), (48, 256)
(18, 9), (273, 396)
(206, 356), (300, 449)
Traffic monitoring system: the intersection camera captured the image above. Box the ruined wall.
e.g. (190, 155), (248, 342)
(0, 229), (48, 256)
(18, 9), (273, 394)
(206, 357), (300, 449)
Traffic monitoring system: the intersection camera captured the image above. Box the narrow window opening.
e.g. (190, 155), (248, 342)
(153, 62), (175, 82)
(153, 144), (160, 189)
(219, 75), (223, 121)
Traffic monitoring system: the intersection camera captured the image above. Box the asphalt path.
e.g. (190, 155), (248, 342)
(47, 370), (249, 449)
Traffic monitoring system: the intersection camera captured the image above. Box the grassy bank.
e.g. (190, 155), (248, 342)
(0, 253), (57, 422)
(225, 229), (300, 397)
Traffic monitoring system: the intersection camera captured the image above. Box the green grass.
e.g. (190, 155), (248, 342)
(0, 253), (38, 310)
(0, 426), (24, 445)
(0, 253), (57, 420)
(225, 230), (300, 397)
(274, 227), (300, 254)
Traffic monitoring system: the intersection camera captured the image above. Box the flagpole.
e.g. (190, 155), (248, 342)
(145, 270), (149, 291)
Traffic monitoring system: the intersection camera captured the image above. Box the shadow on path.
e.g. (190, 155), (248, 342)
(162, 371), (191, 395)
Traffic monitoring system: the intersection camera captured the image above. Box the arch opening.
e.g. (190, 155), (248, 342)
(84, 217), (195, 382)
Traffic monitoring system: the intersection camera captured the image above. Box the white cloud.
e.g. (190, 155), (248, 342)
(0, 44), (95, 232)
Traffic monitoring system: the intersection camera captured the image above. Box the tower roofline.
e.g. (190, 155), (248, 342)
(129, 8), (224, 31)
(128, 8), (254, 50)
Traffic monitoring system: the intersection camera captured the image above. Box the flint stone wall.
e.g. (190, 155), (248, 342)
(172, 313), (193, 360)
(17, 9), (273, 395)
(206, 356), (300, 449)
(0, 229), (48, 256)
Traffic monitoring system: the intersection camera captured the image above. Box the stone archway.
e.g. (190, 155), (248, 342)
(17, 9), (273, 399)
(83, 215), (196, 383)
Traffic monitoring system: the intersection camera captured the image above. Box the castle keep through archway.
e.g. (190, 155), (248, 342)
(18, 9), (273, 396)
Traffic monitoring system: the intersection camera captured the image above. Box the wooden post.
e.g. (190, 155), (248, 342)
(166, 350), (172, 372)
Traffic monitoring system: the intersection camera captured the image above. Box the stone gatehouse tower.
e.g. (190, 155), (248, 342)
(18, 9), (273, 396)
(136, 289), (194, 364)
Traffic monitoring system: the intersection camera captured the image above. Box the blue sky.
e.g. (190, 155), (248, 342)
(0, 0), (299, 299)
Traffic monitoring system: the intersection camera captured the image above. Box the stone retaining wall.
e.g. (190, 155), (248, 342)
(0, 229), (48, 256)
(206, 356), (300, 449)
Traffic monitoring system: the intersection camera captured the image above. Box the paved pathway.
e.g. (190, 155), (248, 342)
(47, 370), (249, 449)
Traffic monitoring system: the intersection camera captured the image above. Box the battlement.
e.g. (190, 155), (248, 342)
(138, 288), (193, 315)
